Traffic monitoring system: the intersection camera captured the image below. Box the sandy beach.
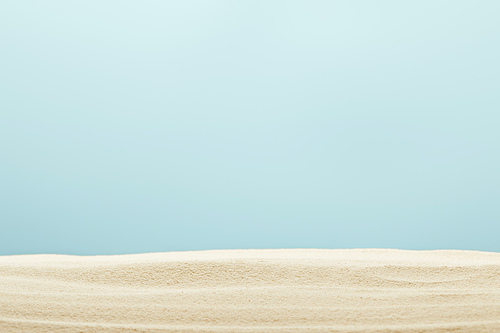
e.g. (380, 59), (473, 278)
(1, 249), (499, 332)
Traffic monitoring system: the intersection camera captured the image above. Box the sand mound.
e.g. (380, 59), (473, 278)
(1, 249), (499, 332)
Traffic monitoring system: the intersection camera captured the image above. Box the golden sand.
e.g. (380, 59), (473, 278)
(1, 249), (499, 332)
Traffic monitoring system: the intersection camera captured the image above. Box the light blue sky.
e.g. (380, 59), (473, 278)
(1, 1), (499, 255)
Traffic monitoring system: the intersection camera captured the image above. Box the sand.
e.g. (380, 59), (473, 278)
(1, 249), (499, 332)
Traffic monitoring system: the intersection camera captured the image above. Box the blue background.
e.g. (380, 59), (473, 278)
(1, 1), (499, 255)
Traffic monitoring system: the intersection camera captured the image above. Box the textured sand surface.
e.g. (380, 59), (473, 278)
(1, 249), (499, 332)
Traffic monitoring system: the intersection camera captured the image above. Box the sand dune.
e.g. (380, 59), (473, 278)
(1, 249), (499, 332)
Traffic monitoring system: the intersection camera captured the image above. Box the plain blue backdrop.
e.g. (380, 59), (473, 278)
(1, 1), (499, 255)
